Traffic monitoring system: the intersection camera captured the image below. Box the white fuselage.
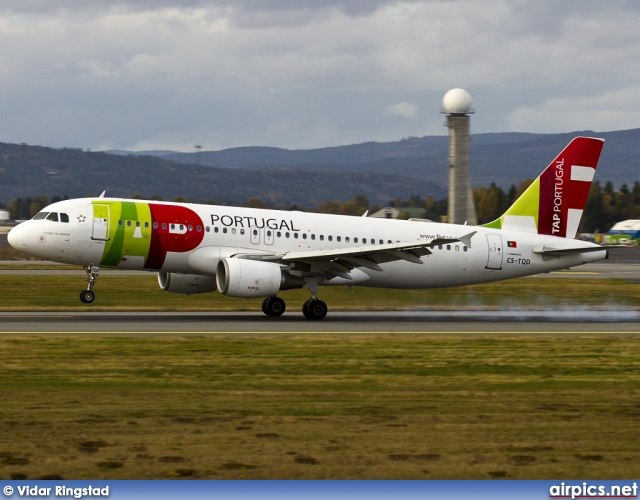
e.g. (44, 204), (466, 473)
(8, 197), (607, 290)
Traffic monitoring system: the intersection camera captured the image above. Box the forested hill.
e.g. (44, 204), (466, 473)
(2, 129), (640, 208)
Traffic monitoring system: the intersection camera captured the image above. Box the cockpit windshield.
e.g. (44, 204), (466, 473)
(32, 212), (69, 222)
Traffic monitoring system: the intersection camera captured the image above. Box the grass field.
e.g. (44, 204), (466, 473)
(1, 335), (639, 480)
(0, 274), (639, 311)
(1, 271), (639, 479)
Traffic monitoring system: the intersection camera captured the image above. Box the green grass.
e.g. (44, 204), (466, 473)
(1, 268), (639, 479)
(1, 335), (639, 479)
(0, 274), (639, 311)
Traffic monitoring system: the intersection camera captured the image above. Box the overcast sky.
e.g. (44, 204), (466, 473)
(1, 0), (640, 152)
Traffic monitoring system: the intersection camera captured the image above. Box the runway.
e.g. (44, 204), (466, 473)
(1, 238), (638, 335)
(1, 310), (639, 334)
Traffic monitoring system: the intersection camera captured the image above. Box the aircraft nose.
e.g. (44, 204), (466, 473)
(7, 223), (28, 251)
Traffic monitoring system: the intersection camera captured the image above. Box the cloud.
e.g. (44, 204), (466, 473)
(508, 86), (640, 133)
(385, 102), (418, 119)
(1, 1), (640, 151)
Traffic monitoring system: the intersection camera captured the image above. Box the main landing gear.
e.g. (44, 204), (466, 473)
(262, 296), (286, 317)
(261, 295), (328, 320)
(260, 277), (328, 320)
(80, 265), (100, 304)
(302, 298), (328, 320)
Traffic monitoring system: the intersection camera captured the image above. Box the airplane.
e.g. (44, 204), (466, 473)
(8, 136), (608, 320)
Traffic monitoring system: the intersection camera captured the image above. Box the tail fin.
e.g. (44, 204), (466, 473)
(481, 136), (604, 238)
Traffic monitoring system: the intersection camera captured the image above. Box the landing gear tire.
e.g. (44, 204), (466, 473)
(302, 299), (327, 320)
(80, 264), (100, 304)
(262, 296), (286, 317)
(80, 290), (95, 304)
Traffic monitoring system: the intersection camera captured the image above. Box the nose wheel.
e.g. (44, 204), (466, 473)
(80, 289), (95, 304)
(80, 265), (100, 304)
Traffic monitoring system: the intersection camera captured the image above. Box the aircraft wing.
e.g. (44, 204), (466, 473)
(236, 231), (476, 280)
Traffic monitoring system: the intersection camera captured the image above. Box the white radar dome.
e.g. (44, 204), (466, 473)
(442, 88), (473, 114)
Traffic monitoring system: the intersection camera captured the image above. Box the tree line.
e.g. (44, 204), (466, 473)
(3, 179), (640, 233)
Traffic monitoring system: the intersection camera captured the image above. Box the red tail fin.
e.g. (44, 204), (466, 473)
(481, 137), (604, 238)
(538, 137), (604, 238)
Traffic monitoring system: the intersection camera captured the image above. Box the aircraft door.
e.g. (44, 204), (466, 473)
(92, 204), (110, 241)
(485, 234), (503, 270)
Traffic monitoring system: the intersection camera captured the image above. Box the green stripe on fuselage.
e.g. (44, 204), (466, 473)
(95, 201), (152, 266)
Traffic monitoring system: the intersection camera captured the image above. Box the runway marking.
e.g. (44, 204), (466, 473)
(2, 331), (640, 335)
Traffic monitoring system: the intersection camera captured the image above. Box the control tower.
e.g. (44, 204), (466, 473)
(441, 88), (477, 225)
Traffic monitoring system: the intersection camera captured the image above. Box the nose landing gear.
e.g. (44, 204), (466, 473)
(80, 265), (100, 304)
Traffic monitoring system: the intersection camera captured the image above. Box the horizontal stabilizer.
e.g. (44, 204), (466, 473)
(533, 245), (610, 260)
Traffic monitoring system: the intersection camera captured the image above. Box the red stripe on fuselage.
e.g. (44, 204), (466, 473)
(145, 204), (205, 269)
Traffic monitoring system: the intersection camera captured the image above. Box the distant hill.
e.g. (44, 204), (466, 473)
(2, 129), (640, 208)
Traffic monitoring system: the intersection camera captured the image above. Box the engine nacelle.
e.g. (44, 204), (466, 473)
(216, 258), (304, 298)
(157, 272), (217, 295)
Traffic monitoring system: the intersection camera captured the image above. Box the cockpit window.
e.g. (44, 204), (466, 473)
(46, 212), (59, 222)
(60, 213), (69, 223)
(33, 212), (49, 220)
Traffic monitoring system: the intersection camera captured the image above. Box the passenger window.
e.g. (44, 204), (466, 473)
(463, 246), (467, 252)
(162, 223), (167, 230)
(302, 233), (307, 240)
(285, 232), (290, 238)
(354, 237), (358, 243)
(346, 237), (350, 243)
(277, 231), (281, 238)
(153, 222), (158, 229)
(320, 235), (324, 241)
(267, 230), (272, 237)
(206, 226), (210, 232)
(223, 228), (227, 234)
(447, 245), (451, 250)
(379, 239), (383, 245)
(311, 234), (315, 240)
(197, 225), (202, 232)
(240, 229), (245, 235)
(118, 220), (123, 226)
(214, 227), (218, 233)
(60, 213), (69, 223)
(46, 213), (59, 222)
(188, 225), (193, 231)
(179, 224), (184, 231)
(328, 236), (333, 242)
(294, 233), (298, 239)
(145, 222), (149, 228)
(337, 236), (341, 242)
(170, 224), (175, 230)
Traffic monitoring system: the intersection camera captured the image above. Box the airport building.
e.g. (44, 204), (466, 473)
(596, 219), (640, 246)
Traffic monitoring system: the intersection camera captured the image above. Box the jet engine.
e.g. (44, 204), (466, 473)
(216, 258), (304, 298)
(157, 272), (217, 295)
